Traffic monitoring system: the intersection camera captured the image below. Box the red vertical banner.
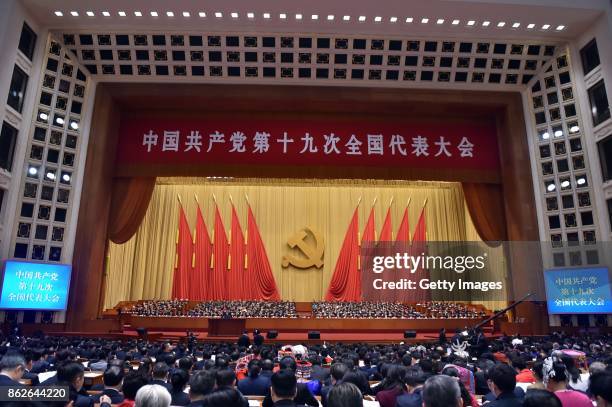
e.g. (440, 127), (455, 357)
(229, 204), (246, 300)
(246, 204), (281, 300)
(379, 206), (393, 242)
(395, 206), (411, 243)
(192, 204), (212, 301)
(325, 206), (360, 301)
(362, 206), (376, 244)
(411, 205), (430, 302)
(171, 204), (192, 299)
(395, 205), (411, 302)
(210, 204), (229, 300)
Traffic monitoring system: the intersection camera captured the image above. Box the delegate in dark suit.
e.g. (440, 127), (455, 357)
(238, 375), (271, 396)
(91, 388), (124, 404)
(395, 388), (423, 407)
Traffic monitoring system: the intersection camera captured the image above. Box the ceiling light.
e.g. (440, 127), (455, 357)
(86, 11), (94, 17)
(542, 24), (550, 29)
(527, 23), (535, 29)
(497, 21), (506, 27)
(452, 19), (460, 25)
(295, 13), (302, 20)
(577, 177), (586, 185)
(311, 14), (319, 20)
(343, 15), (350, 21)
(467, 20), (475, 26)
(215, 12), (222, 18)
(421, 18), (429, 23)
(279, 13), (287, 19)
(541, 132), (550, 140)
(327, 15), (335, 21)
(55, 117), (64, 125)
(46, 171), (56, 180)
(166, 11), (174, 17)
(546, 183), (556, 192)
(437, 19), (444, 24)
(231, 12), (238, 18)
(102, 11), (110, 17)
(150, 11), (158, 17)
(561, 180), (570, 188)
(70, 11), (78, 17)
(70, 121), (79, 130)
(570, 125), (579, 133)
(512, 22), (520, 28)
(358, 15), (366, 22)
(198, 12), (206, 18)
(554, 130), (563, 137)
(406, 17), (414, 23)
(39, 112), (48, 121)
(390, 16), (398, 23)
(182, 11), (190, 17)
(556, 25), (565, 31)
(118, 11), (126, 17)
(62, 174), (71, 182)
(263, 12), (271, 19)
(247, 12), (254, 18)
(54, 11), (63, 17)
(28, 167), (38, 176)
(374, 16), (382, 22)
(482, 21), (490, 26)
(134, 11), (142, 17)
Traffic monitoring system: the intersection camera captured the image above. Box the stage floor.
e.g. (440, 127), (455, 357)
(50, 328), (500, 344)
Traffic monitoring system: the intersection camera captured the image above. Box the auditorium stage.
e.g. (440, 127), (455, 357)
(49, 329), (499, 345)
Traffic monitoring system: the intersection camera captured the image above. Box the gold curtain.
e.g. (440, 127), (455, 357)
(104, 178), (508, 309)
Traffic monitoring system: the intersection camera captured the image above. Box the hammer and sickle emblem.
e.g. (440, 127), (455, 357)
(282, 227), (324, 269)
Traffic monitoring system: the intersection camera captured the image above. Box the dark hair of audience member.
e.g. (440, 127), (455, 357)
(152, 362), (169, 380)
(216, 368), (236, 388)
(262, 359), (274, 372)
(487, 363), (517, 393)
(279, 356), (298, 372)
(137, 357), (153, 379)
(532, 360), (544, 382)
(589, 371), (612, 404)
(122, 372), (149, 400)
(548, 362), (568, 383)
(330, 363), (349, 383)
(170, 368), (189, 393)
(378, 365), (406, 391)
(103, 365), (124, 387)
(442, 366), (472, 407)
(189, 370), (216, 399)
(215, 357), (229, 370)
(178, 357), (193, 372)
(271, 369), (298, 399)
(328, 382), (363, 407)
(247, 359), (262, 378)
(341, 371), (369, 395)
(523, 389), (562, 407)
(560, 354), (580, 382)
(201, 387), (244, 407)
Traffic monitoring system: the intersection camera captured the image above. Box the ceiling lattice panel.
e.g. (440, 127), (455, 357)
(57, 32), (560, 89)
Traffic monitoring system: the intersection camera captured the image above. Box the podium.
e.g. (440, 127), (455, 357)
(208, 318), (246, 336)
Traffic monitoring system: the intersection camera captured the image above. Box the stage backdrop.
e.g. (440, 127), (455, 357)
(103, 178), (507, 308)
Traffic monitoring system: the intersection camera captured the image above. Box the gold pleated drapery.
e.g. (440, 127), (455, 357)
(104, 178), (507, 309)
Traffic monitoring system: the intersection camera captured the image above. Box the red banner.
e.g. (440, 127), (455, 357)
(117, 118), (499, 171)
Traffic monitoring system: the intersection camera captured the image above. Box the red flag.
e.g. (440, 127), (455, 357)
(379, 206), (392, 242)
(411, 206), (430, 301)
(192, 205), (212, 301)
(210, 204), (229, 300)
(229, 205), (246, 300)
(362, 206), (376, 244)
(325, 206), (360, 301)
(171, 204), (192, 299)
(246, 204), (281, 300)
(395, 207), (410, 243)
